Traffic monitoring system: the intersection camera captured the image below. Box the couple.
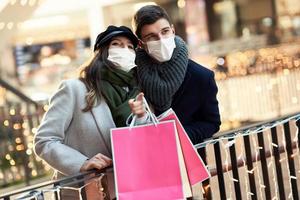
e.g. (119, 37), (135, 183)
(34, 5), (221, 200)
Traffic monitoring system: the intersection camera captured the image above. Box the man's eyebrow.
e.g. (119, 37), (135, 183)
(161, 27), (171, 31)
(143, 32), (156, 39)
(144, 26), (171, 38)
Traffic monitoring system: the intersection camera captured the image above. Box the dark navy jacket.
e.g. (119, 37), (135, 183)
(169, 59), (221, 145)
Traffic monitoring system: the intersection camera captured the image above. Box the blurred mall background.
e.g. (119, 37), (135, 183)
(0, 0), (300, 194)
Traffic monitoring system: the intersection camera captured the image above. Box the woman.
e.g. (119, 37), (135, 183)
(33, 25), (139, 199)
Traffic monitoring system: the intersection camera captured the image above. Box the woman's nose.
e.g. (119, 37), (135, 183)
(120, 44), (128, 49)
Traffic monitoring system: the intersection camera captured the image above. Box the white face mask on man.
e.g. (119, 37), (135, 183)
(107, 47), (136, 72)
(146, 35), (176, 62)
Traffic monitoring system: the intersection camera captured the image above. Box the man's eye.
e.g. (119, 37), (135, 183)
(128, 45), (134, 49)
(162, 29), (170, 35)
(147, 36), (157, 41)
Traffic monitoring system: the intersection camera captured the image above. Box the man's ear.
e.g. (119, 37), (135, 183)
(138, 39), (146, 50)
(171, 24), (175, 34)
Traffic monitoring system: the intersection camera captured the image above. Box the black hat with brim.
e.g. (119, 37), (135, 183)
(93, 25), (139, 52)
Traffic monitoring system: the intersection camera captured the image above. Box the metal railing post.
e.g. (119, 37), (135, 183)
(271, 127), (286, 199)
(257, 131), (271, 199)
(283, 122), (299, 199)
(214, 142), (227, 200)
(243, 135), (257, 200)
(229, 138), (242, 199)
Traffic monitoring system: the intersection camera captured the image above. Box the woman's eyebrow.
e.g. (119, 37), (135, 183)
(111, 39), (121, 42)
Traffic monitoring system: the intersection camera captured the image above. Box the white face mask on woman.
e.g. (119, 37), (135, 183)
(107, 47), (136, 72)
(146, 35), (176, 62)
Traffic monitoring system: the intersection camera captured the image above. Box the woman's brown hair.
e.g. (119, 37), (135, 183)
(79, 45), (112, 112)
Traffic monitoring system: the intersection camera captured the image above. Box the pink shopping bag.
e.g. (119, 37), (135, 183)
(158, 109), (210, 185)
(111, 121), (185, 200)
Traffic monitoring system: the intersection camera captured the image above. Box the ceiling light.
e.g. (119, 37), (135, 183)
(20, 15), (69, 29)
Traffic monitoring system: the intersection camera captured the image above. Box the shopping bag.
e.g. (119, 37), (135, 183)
(158, 109), (210, 185)
(85, 173), (110, 200)
(111, 120), (190, 200)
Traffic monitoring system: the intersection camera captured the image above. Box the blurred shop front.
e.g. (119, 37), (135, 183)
(181, 0), (300, 129)
(0, 0), (300, 192)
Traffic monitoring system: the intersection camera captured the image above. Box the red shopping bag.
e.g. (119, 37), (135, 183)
(111, 120), (189, 200)
(158, 109), (210, 185)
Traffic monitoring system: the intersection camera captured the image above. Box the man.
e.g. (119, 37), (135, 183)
(129, 5), (221, 144)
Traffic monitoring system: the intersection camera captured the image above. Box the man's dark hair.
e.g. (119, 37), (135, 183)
(133, 5), (172, 38)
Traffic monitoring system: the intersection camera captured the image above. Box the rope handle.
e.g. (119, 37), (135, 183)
(126, 96), (159, 127)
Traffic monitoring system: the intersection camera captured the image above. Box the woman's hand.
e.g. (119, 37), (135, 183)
(128, 92), (146, 118)
(80, 153), (112, 172)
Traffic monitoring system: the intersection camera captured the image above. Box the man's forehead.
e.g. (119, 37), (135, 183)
(141, 18), (171, 36)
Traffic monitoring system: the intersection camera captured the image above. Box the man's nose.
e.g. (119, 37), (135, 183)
(157, 33), (163, 40)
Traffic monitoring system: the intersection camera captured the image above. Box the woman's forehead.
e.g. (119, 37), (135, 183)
(111, 36), (133, 43)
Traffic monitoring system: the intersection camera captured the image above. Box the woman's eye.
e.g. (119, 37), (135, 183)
(128, 45), (134, 49)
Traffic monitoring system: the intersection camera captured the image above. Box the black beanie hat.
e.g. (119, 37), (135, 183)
(93, 25), (139, 52)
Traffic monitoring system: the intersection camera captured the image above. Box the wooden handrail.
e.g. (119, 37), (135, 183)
(0, 167), (113, 199)
(214, 111), (300, 138)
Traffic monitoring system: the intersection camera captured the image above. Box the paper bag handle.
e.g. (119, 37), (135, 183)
(127, 96), (159, 127)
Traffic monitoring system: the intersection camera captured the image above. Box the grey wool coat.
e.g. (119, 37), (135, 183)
(34, 79), (116, 199)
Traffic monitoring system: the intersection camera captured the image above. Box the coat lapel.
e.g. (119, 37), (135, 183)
(91, 100), (116, 154)
(172, 64), (192, 107)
